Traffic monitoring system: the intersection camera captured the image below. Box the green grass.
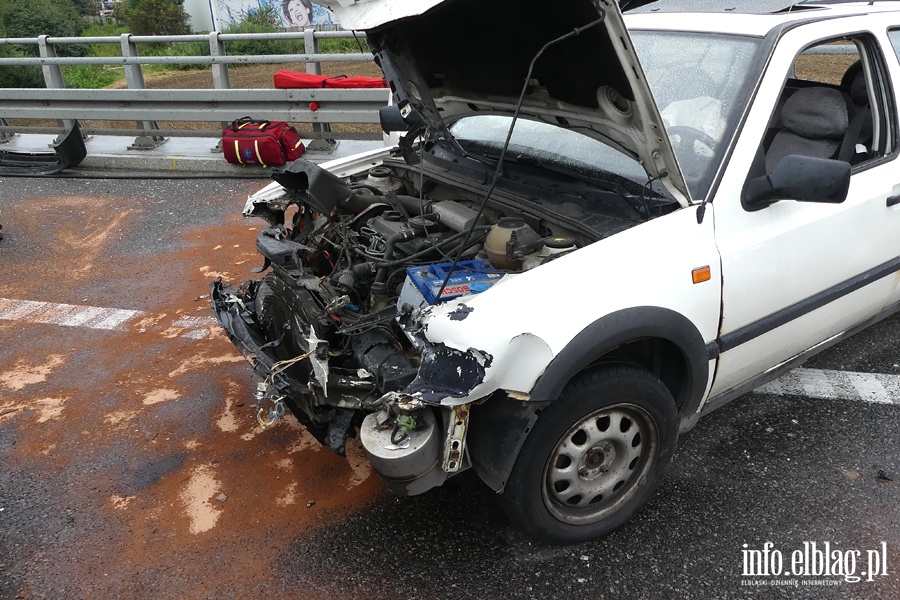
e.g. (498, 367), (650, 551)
(317, 37), (367, 54)
(62, 63), (125, 88)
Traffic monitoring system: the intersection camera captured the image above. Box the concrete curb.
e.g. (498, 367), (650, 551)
(2, 134), (384, 175)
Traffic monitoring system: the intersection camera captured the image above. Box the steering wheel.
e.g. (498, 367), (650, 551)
(666, 126), (719, 154)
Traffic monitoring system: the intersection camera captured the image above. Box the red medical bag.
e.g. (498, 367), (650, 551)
(222, 117), (305, 167)
(273, 70), (388, 89)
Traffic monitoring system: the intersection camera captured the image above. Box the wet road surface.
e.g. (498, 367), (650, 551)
(0, 177), (897, 599)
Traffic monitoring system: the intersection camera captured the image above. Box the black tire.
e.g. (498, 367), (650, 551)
(500, 365), (679, 545)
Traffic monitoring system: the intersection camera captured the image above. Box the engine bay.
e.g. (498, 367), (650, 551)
(214, 154), (672, 453)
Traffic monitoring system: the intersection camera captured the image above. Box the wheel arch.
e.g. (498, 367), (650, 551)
(468, 306), (711, 493)
(530, 306), (710, 413)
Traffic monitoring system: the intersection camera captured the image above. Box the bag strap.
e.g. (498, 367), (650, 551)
(231, 116), (271, 132)
(321, 75), (348, 88)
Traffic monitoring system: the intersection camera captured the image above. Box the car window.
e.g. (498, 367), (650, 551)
(792, 40), (860, 85)
(885, 29), (900, 62)
(759, 35), (892, 176)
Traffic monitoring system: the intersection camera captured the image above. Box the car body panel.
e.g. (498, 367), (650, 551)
(417, 205), (721, 405)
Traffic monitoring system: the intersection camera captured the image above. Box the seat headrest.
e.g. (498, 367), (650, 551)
(841, 60), (868, 105)
(781, 87), (849, 139)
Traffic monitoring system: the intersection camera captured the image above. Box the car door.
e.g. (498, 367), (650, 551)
(708, 16), (900, 399)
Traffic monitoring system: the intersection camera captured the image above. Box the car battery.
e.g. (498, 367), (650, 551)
(398, 259), (504, 308)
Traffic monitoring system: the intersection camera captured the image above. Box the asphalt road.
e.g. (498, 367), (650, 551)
(0, 177), (897, 599)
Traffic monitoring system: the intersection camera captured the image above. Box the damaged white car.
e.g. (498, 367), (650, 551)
(213, 0), (900, 543)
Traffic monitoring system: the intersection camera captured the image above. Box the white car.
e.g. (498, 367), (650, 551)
(212, 0), (900, 544)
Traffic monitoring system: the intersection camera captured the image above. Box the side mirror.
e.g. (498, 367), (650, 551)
(743, 155), (851, 209)
(379, 105), (408, 132)
(379, 102), (426, 133)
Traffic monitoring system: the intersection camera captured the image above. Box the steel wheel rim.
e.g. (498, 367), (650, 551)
(541, 403), (659, 525)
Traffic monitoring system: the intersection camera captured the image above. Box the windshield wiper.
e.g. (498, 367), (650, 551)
(483, 150), (653, 221)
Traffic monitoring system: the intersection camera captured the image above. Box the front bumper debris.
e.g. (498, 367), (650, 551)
(0, 122), (87, 177)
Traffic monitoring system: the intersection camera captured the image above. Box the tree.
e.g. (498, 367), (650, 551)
(122, 0), (191, 36)
(0, 0), (87, 88)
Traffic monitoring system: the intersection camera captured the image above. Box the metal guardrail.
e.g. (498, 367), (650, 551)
(0, 30), (389, 152)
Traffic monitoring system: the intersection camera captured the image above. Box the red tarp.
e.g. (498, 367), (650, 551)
(274, 70), (388, 89)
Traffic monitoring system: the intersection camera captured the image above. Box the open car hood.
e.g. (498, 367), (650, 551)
(320, 0), (692, 206)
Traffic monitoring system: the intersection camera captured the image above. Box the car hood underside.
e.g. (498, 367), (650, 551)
(318, 0), (692, 206)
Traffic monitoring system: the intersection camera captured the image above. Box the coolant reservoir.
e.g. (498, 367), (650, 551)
(484, 217), (525, 270)
(522, 236), (577, 271)
(365, 166), (404, 194)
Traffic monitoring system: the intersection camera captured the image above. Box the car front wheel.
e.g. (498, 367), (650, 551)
(501, 364), (679, 544)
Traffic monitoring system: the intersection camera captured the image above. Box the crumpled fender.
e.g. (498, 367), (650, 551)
(403, 331), (555, 405)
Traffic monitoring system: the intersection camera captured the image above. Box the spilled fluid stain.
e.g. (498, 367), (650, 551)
(168, 352), (244, 379)
(276, 482), (298, 507)
(33, 397), (68, 423)
(143, 388), (180, 406)
(180, 463), (223, 534)
(0, 396), (68, 424)
(0, 354), (68, 391)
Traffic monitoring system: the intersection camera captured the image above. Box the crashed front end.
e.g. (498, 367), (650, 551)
(211, 141), (674, 496)
(211, 157), (531, 495)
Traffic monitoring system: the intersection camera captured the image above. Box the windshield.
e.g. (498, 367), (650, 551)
(633, 30), (763, 197)
(448, 31), (762, 200)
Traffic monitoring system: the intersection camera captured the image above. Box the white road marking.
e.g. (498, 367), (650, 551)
(0, 297), (216, 339)
(756, 368), (900, 405)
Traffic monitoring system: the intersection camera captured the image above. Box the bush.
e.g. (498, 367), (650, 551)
(0, 44), (44, 88)
(0, 0), (87, 88)
(71, 0), (97, 16)
(222, 6), (302, 57)
(0, 0), (86, 42)
(318, 37), (367, 54)
(121, 0), (191, 36)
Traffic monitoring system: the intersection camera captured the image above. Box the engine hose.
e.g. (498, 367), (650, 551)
(373, 229), (418, 286)
(349, 183), (384, 195)
(358, 225), (490, 270)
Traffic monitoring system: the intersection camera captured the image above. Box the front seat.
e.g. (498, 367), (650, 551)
(841, 60), (873, 158)
(765, 86), (851, 172)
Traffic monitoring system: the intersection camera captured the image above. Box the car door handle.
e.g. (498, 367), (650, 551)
(887, 195), (900, 207)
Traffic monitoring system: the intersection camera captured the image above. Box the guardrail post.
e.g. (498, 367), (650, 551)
(208, 31), (231, 153)
(38, 35), (78, 144)
(120, 33), (166, 150)
(0, 118), (15, 144)
(304, 28), (336, 153)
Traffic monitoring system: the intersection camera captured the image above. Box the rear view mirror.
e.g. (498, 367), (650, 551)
(743, 155), (850, 209)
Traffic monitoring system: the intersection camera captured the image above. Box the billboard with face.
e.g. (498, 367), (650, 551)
(214, 0), (336, 28)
